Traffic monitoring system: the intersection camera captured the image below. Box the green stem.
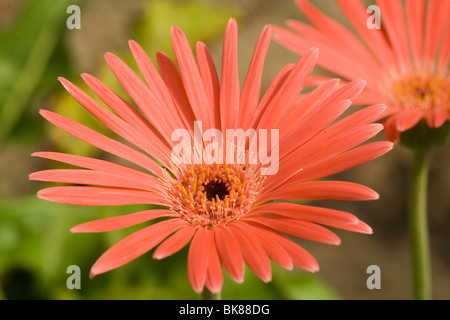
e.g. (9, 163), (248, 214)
(408, 149), (431, 300)
(201, 287), (221, 300)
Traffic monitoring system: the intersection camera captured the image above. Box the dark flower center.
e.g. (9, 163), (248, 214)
(202, 180), (229, 201)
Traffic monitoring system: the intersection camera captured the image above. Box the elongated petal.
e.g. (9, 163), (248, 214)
(156, 51), (196, 134)
(31, 152), (163, 187)
(266, 123), (383, 192)
(105, 52), (185, 141)
(30, 169), (158, 191)
(244, 215), (341, 245)
(383, 116), (401, 143)
(220, 18), (240, 129)
(251, 202), (359, 226)
(288, 141), (393, 184)
(259, 181), (379, 204)
(251, 63), (294, 128)
(293, 0), (382, 79)
(279, 80), (367, 159)
(406, 0), (425, 68)
(244, 221), (319, 272)
(71, 210), (175, 233)
(153, 224), (198, 260)
(196, 42), (221, 130)
(239, 24), (272, 129)
(257, 47), (318, 130)
(423, 0), (449, 65)
(187, 228), (210, 292)
(38, 186), (169, 206)
(395, 109), (424, 132)
(171, 26), (212, 129)
(39, 110), (159, 174)
(59, 77), (169, 169)
(327, 219), (373, 235)
(205, 233), (224, 294)
(426, 109), (448, 128)
(280, 78), (340, 140)
(81, 73), (172, 158)
(215, 226), (244, 283)
(244, 223), (293, 270)
(335, 0), (395, 68)
(228, 222), (272, 282)
(90, 218), (186, 277)
(377, 0), (409, 69)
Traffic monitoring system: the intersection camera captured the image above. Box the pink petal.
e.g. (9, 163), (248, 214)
(214, 226), (244, 283)
(426, 109), (448, 128)
(171, 26), (212, 129)
(250, 202), (359, 226)
(327, 219), (373, 235)
(266, 123), (383, 192)
(187, 228), (210, 293)
(279, 98), (351, 160)
(71, 210), (175, 233)
(424, 0), (449, 66)
(257, 47), (318, 130)
(335, 0), (396, 68)
(38, 186), (169, 206)
(30, 169), (158, 191)
(156, 51), (196, 134)
(31, 152), (164, 187)
(245, 221), (319, 272)
(289, 141), (393, 183)
(395, 109), (424, 131)
(239, 24), (272, 129)
(39, 110), (159, 174)
(251, 63), (294, 128)
(196, 42), (221, 130)
(104, 52), (185, 141)
(129, 40), (197, 137)
(259, 181), (379, 204)
(153, 224), (198, 260)
(383, 116), (401, 143)
(59, 77), (169, 169)
(292, 0), (382, 79)
(81, 73), (172, 157)
(243, 223), (293, 270)
(280, 78), (340, 141)
(205, 233), (223, 294)
(243, 215), (341, 245)
(279, 79), (368, 159)
(406, 0), (425, 68)
(90, 218), (186, 277)
(228, 222), (272, 283)
(220, 18), (240, 129)
(377, 0), (410, 69)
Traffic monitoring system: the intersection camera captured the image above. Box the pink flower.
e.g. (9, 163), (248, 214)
(30, 19), (392, 294)
(273, 0), (449, 142)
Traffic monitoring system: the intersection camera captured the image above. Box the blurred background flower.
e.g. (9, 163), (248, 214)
(0, 0), (449, 300)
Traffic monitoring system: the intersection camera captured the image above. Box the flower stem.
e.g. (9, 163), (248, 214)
(408, 149), (431, 300)
(201, 287), (221, 300)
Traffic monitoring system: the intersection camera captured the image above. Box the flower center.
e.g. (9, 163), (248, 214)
(202, 180), (229, 201)
(389, 74), (450, 111)
(164, 163), (264, 228)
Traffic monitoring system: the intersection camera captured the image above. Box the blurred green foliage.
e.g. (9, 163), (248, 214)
(0, 0), (75, 146)
(0, 0), (339, 300)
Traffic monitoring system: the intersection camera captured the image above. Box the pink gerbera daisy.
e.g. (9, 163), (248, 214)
(30, 19), (392, 296)
(273, 0), (449, 142)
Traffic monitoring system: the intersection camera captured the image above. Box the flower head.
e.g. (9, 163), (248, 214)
(30, 18), (392, 294)
(273, 0), (449, 142)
